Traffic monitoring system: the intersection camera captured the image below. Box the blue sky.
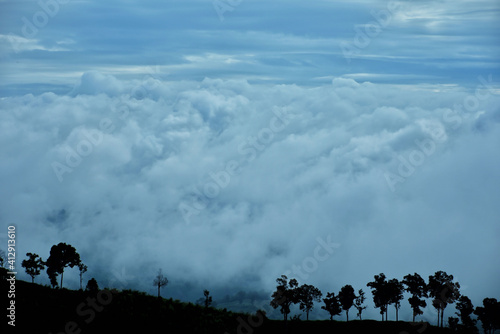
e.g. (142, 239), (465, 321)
(1, 0), (500, 322)
(1, 0), (499, 95)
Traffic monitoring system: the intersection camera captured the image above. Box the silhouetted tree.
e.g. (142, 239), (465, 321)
(338, 284), (356, 321)
(47, 267), (58, 288)
(322, 292), (342, 320)
(402, 273), (428, 322)
(296, 284), (322, 320)
(474, 298), (500, 334)
(86, 277), (99, 294)
(432, 299), (443, 327)
(45, 243), (81, 288)
(455, 295), (477, 333)
(354, 289), (367, 320)
(203, 290), (212, 308)
(78, 263), (88, 290)
(387, 278), (404, 321)
(270, 275), (299, 324)
(428, 271), (460, 327)
(367, 273), (389, 321)
(0, 249), (5, 267)
(0, 249), (8, 280)
(153, 269), (168, 298)
(21, 253), (45, 283)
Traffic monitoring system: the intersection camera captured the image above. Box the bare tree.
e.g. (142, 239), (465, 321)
(78, 263), (88, 290)
(203, 290), (212, 308)
(153, 269), (168, 298)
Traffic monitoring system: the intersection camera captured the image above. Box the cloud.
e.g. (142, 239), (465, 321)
(70, 71), (126, 97)
(1, 72), (499, 320)
(1, 0), (499, 321)
(0, 34), (64, 55)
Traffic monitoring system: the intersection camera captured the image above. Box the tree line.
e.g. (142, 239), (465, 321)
(0, 243), (95, 292)
(2, 244), (498, 333)
(269, 273), (499, 333)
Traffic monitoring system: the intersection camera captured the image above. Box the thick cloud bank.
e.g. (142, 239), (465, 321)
(1, 72), (499, 319)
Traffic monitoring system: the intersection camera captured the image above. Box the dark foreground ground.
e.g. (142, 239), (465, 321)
(2, 280), (453, 334)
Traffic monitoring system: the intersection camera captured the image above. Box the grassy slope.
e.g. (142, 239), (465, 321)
(4, 279), (453, 334)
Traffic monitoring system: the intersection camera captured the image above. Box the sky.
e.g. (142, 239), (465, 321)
(1, 0), (500, 322)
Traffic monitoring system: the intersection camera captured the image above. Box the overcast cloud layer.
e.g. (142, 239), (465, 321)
(1, 0), (499, 321)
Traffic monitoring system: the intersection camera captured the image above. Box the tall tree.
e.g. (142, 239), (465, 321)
(431, 299), (443, 327)
(47, 267), (58, 288)
(367, 273), (389, 321)
(296, 284), (322, 320)
(322, 292), (342, 320)
(270, 275), (299, 324)
(354, 289), (367, 320)
(387, 278), (404, 321)
(78, 263), (88, 290)
(153, 269), (168, 298)
(474, 298), (500, 334)
(45, 243), (81, 288)
(402, 273), (428, 322)
(21, 253), (45, 283)
(455, 295), (477, 333)
(338, 284), (356, 321)
(428, 271), (460, 327)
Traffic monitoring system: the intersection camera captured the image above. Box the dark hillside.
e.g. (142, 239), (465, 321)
(5, 280), (454, 334)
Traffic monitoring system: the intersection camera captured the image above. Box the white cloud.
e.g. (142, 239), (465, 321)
(0, 33), (68, 55)
(1, 72), (499, 320)
(1, 0), (499, 321)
